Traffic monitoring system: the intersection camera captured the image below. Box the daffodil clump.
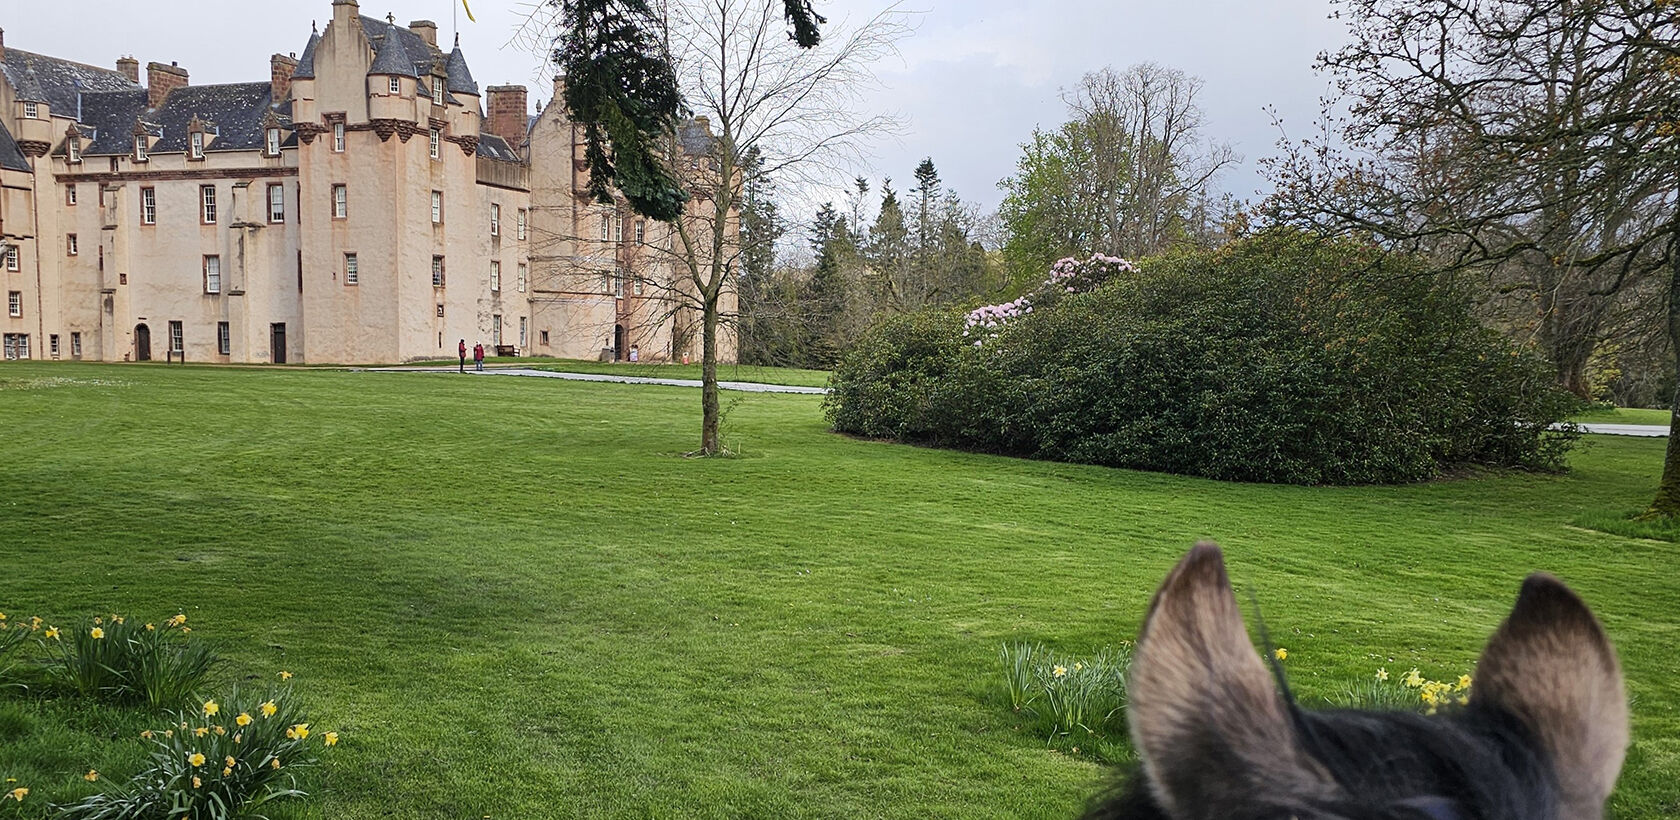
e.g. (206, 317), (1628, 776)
(1330, 665), (1474, 714)
(999, 641), (1132, 754)
(15, 612), (217, 707)
(60, 680), (342, 820)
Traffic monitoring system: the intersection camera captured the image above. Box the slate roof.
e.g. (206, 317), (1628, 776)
(0, 120), (31, 172)
(12, 65), (46, 103)
(445, 46), (477, 96)
(476, 133), (519, 162)
(76, 82), (294, 157)
(678, 118), (716, 156)
(0, 48), (141, 118)
(366, 21), (418, 76)
(292, 30), (321, 80)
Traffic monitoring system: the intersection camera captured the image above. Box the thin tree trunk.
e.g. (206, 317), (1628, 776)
(1646, 235), (1680, 518)
(700, 294), (720, 455)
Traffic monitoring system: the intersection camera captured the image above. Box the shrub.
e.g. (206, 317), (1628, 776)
(998, 642), (1131, 751)
(59, 686), (338, 820)
(41, 614), (216, 707)
(829, 232), (1580, 484)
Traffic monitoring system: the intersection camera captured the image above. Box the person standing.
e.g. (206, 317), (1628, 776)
(458, 339), (468, 373)
(473, 342), (485, 372)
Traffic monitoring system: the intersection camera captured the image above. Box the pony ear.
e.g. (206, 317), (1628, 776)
(1474, 573), (1628, 819)
(1127, 543), (1338, 818)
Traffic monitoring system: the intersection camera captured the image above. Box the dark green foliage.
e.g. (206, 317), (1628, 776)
(827, 232), (1580, 484)
(782, 0), (825, 47)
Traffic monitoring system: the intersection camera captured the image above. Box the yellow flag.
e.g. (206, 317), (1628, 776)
(460, 0), (476, 22)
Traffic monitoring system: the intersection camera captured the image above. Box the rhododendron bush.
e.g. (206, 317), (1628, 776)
(825, 232), (1578, 484)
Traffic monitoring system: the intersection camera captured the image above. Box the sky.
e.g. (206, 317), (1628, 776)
(7, 0), (1349, 217)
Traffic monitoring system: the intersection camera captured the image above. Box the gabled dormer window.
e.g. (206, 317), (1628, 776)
(189, 131), (204, 160)
(67, 138), (81, 164)
(431, 81), (444, 106)
(266, 128), (281, 156)
(134, 135), (148, 162)
(23, 102), (38, 119)
(429, 128), (440, 159)
(389, 77), (401, 95)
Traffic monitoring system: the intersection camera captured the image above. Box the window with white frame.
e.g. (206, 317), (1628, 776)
(49, 334), (60, 358)
(190, 131), (204, 159)
(140, 187), (156, 224)
(432, 256), (445, 287)
(634, 278), (644, 296)
(7, 291), (21, 316)
(4, 246), (17, 271)
(345, 253), (358, 285)
(519, 316), (527, 347)
(2, 334), (29, 360)
(490, 204), (501, 236)
(493, 314), (502, 346)
(331, 184), (347, 219)
(65, 184), (76, 206)
(429, 128), (440, 159)
(168, 321), (183, 353)
(431, 191), (442, 224)
(134, 134), (148, 161)
(612, 268), (624, 298)
(67, 138), (80, 163)
(388, 76), (401, 94)
(71, 332), (82, 357)
(217, 322), (230, 355)
(517, 262), (527, 292)
(66, 234), (77, 256)
(431, 80), (444, 106)
(266, 128), (282, 156)
(490, 260), (501, 292)
(268, 184), (285, 223)
(23, 101), (37, 119)
(333, 122), (345, 152)
(201, 186), (217, 223)
(516, 209), (527, 240)
(203, 255), (221, 294)
(635, 220), (645, 244)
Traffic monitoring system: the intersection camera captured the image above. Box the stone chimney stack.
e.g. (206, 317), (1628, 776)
(1, 29), (7, 64)
(117, 56), (139, 84)
(486, 85), (529, 153)
(146, 61), (188, 108)
(271, 53), (299, 102)
(409, 20), (437, 47)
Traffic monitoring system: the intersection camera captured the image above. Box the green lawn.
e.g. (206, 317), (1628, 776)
(0, 363), (1675, 819)
(1572, 406), (1674, 427)
(406, 356), (834, 388)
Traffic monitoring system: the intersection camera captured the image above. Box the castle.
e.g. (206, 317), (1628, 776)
(0, 0), (735, 364)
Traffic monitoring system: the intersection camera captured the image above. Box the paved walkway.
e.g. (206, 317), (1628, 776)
(365, 366), (829, 395)
(369, 367), (1671, 435)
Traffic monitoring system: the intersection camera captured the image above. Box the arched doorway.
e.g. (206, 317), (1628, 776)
(613, 324), (624, 361)
(134, 323), (151, 361)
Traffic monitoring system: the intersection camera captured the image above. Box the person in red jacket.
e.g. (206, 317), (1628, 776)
(458, 339), (467, 373)
(473, 342), (485, 372)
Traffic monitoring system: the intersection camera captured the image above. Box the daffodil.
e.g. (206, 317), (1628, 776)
(1274, 648), (1288, 661)
(140, 730), (154, 739)
(324, 731), (340, 747)
(181, 627), (192, 634)
(84, 770), (99, 782)
(1457, 674), (1473, 691)
(194, 727), (209, 738)
(113, 616), (124, 624)
(6, 787), (26, 802)
(164, 729), (173, 738)
(223, 766), (232, 776)
(145, 623), (156, 631)
(89, 627), (105, 639)
(225, 756), (236, 768)
(203, 699), (220, 717)
(92, 616), (101, 625)
(192, 776), (201, 789)
(188, 753), (205, 767)
(1052, 665), (1067, 678)
(29, 616), (41, 630)
(214, 725), (226, 736)
(280, 670), (293, 681)
(236, 712), (252, 727)
(234, 732), (243, 744)
(271, 758), (281, 770)
(1403, 668), (1424, 688)
(260, 700), (278, 718)
(44, 626), (59, 640)
(1375, 667), (1389, 682)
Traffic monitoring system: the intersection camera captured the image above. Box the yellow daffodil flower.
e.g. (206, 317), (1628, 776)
(225, 756), (237, 768)
(203, 700), (219, 717)
(214, 725), (226, 736)
(140, 730), (154, 739)
(181, 627), (192, 634)
(145, 623), (155, 631)
(1274, 648), (1288, 661)
(89, 627), (105, 639)
(236, 713), (252, 727)
(44, 627), (59, 640)
(192, 776), (201, 789)
(6, 787), (26, 802)
(1052, 665), (1067, 678)
(222, 766), (232, 776)
(29, 616), (41, 630)
(260, 700), (278, 718)
(1375, 668), (1389, 682)
(271, 758), (281, 770)
(1457, 674), (1473, 691)
(324, 731), (340, 747)
(194, 727), (209, 738)
(279, 670), (293, 681)
(188, 753), (205, 767)
(84, 770), (98, 782)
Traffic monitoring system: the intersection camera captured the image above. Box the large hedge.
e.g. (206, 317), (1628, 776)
(824, 233), (1578, 485)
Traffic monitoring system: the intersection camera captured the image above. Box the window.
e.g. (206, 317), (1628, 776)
(49, 334), (60, 358)
(8, 291), (21, 317)
(66, 234), (77, 256)
(23, 101), (37, 118)
(432, 81), (445, 106)
(517, 262), (527, 292)
(493, 314), (502, 346)
(200, 185), (217, 224)
(2, 334), (28, 360)
(268, 184), (285, 223)
(344, 253), (358, 285)
(203, 255), (221, 294)
(429, 128), (440, 159)
(635, 220), (645, 244)
(168, 321), (183, 353)
(331, 184), (347, 219)
(190, 131), (204, 159)
(140, 187), (156, 224)
(490, 204), (500, 236)
(540, 329), (549, 346)
(634, 279), (644, 296)
(134, 134), (148, 161)
(490, 260), (501, 292)
(67, 138), (80, 163)
(71, 332), (81, 358)
(388, 76), (401, 95)
(333, 122), (345, 152)
(65, 184), (76, 206)
(519, 316), (527, 347)
(516, 209), (527, 240)
(266, 128), (281, 156)
(4, 246), (16, 271)
(613, 268), (624, 298)
(431, 191), (443, 224)
(436, 303), (444, 317)
(432, 256), (445, 287)
(600, 213), (611, 241)
(217, 322), (230, 355)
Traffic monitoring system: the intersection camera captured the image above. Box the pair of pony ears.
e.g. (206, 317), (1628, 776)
(1128, 543), (1628, 820)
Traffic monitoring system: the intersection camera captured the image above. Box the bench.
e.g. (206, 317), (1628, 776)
(494, 344), (518, 357)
